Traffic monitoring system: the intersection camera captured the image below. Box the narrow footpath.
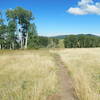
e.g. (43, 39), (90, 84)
(48, 53), (77, 100)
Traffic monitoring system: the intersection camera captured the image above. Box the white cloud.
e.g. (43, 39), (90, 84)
(67, 0), (100, 15)
(68, 8), (87, 15)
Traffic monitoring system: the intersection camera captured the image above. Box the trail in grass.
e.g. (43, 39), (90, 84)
(49, 53), (77, 100)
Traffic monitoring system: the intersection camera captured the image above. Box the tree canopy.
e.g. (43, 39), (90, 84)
(64, 34), (100, 48)
(0, 7), (59, 50)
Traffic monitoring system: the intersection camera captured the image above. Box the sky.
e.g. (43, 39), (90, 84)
(0, 0), (100, 36)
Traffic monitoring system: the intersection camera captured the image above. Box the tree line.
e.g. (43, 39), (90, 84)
(1, 7), (100, 49)
(64, 34), (100, 48)
(0, 7), (59, 50)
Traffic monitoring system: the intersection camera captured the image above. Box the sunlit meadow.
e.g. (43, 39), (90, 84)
(0, 50), (58, 100)
(55, 48), (100, 100)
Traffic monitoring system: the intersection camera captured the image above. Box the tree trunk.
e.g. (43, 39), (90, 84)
(10, 44), (12, 50)
(0, 44), (2, 50)
(25, 33), (28, 49)
(21, 36), (23, 49)
(12, 42), (14, 50)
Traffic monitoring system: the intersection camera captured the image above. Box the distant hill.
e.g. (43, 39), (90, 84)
(50, 34), (100, 39)
(50, 35), (67, 39)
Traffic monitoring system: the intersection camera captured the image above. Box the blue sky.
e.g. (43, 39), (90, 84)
(0, 0), (100, 36)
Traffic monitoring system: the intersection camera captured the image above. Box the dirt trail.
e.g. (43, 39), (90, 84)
(48, 53), (76, 100)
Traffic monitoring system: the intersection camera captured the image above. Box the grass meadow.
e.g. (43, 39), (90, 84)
(0, 50), (58, 100)
(0, 49), (100, 100)
(56, 48), (100, 100)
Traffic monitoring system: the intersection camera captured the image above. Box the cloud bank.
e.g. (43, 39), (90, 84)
(67, 0), (100, 15)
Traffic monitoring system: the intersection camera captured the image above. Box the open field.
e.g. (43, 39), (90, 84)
(0, 50), (58, 100)
(0, 49), (100, 100)
(55, 48), (100, 100)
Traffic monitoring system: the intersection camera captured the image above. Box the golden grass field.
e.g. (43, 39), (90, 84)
(56, 48), (100, 100)
(0, 49), (100, 100)
(0, 50), (58, 100)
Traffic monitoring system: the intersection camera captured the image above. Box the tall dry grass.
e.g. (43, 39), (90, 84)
(0, 50), (58, 100)
(56, 48), (100, 100)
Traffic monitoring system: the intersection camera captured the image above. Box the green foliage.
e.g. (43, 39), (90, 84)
(0, 19), (4, 24)
(0, 7), (34, 49)
(8, 20), (16, 32)
(64, 34), (100, 48)
(28, 35), (59, 49)
(28, 35), (39, 49)
(0, 7), (60, 49)
(28, 23), (37, 35)
(38, 36), (49, 48)
(64, 35), (78, 48)
(0, 25), (7, 49)
(58, 39), (64, 48)
(15, 7), (34, 24)
(51, 35), (67, 39)
(1, 6), (100, 50)
(47, 38), (59, 48)
(6, 9), (17, 21)
(6, 7), (35, 49)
